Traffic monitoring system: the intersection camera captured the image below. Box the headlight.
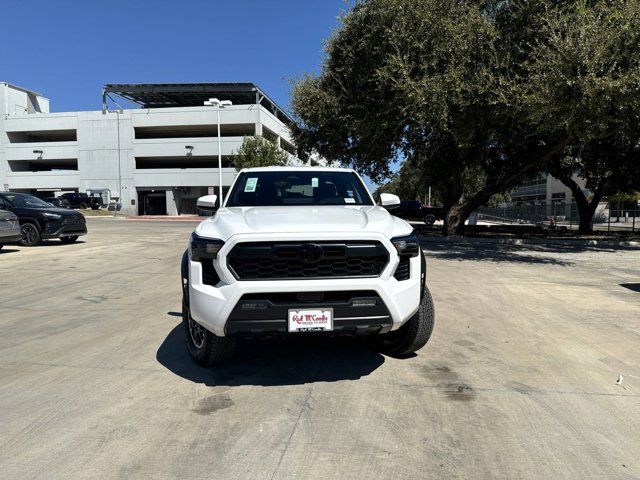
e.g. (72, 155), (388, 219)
(43, 212), (62, 220)
(391, 233), (419, 257)
(189, 232), (224, 261)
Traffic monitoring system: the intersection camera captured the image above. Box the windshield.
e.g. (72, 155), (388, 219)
(3, 193), (55, 208)
(226, 171), (373, 207)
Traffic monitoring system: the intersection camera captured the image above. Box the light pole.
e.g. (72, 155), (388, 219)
(204, 98), (232, 206)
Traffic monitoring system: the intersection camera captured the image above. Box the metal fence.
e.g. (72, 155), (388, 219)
(476, 198), (639, 233)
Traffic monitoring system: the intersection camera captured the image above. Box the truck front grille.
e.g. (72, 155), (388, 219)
(227, 241), (389, 280)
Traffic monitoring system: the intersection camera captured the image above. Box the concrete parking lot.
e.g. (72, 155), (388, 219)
(1, 218), (639, 479)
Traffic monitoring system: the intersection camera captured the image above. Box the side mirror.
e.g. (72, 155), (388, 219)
(197, 195), (218, 214)
(380, 193), (401, 210)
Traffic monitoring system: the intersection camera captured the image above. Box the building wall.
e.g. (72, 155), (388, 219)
(510, 172), (589, 219)
(0, 83), (300, 215)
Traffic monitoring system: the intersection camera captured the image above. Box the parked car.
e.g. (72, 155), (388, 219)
(59, 192), (102, 210)
(0, 192), (87, 246)
(0, 208), (21, 249)
(43, 197), (71, 209)
(393, 200), (425, 222)
(393, 199), (445, 225)
(420, 205), (446, 226)
(180, 167), (434, 365)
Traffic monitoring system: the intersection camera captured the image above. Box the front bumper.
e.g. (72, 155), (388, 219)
(188, 232), (422, 337)
(41, 219), (87, 239)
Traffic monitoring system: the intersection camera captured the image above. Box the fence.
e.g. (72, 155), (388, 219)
(476, 198), (639, 233)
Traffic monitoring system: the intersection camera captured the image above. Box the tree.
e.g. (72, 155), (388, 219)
(291, 0), (640, 235)
(549, 133), (640, 233)
(373, 158), (429, 201)
(234, 136), (289, 170)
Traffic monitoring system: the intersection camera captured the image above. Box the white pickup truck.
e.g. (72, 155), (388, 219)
(180, 167), (435, 364)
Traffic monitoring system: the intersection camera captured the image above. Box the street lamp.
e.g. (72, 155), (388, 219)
(204, 98), (233, 206)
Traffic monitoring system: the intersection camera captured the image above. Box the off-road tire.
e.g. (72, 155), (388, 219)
(181, 294), (235, 366)
(60, 236), (79, 244)
(376, 286), (435, 356)
(20, 222), (42, 246)
(80, 203), (87, 209)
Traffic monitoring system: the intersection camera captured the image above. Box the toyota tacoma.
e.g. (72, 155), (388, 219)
(180, 167), (434, 365)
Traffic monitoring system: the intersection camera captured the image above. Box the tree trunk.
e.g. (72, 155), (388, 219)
(554, 173), (605, 234)
(441, 170), (465, 234)
(443, 137), (571, 236)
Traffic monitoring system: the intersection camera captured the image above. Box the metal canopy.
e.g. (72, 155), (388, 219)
(102, 82), (293, 124)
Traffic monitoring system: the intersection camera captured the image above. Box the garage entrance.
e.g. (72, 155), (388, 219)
(138, 190), (167, 215)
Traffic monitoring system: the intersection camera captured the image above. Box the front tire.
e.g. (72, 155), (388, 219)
(182, 295), (235, 366)
(376, 286), (435, 356)
(20, 222), (41, 246)
(60, 236), (79, 244)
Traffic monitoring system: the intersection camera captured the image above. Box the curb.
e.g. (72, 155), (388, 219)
(418, 235), (640, 249)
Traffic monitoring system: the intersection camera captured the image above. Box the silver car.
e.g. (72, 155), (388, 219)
(0, 208), (21, 249)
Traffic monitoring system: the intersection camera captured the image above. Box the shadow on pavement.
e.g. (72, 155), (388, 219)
(620, 283), (640, 293)
(421, 241), (587, 265)
(0, 247), (20, 254)
(29, 240), (87, 248)
(156, 323), (385, 387)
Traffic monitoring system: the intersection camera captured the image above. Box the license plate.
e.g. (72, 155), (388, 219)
(288, 308), (333, 332)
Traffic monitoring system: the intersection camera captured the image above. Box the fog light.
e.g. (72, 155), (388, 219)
(352, 299), (377, 307)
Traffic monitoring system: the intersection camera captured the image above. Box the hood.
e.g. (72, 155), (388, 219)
(195, 205), (412, 241)
(14, 206), (82, 217)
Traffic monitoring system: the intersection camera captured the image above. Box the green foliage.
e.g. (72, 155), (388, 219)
(553, 133), (640, 198)
(234, 136), (289, 170)
(373, 158), (427, 199)
(291, 0), (640, 233)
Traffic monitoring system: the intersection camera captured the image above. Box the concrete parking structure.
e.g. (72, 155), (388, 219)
(0, 219), (639, 479)
(0, 82), (307, 216)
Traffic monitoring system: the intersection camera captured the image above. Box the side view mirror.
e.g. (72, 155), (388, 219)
(380, 193), (401, 210)
(197, 195), (218, 214)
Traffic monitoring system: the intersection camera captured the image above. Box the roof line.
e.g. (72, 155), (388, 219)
(102, 82), (294, 124)
(1, 82), (45, 97)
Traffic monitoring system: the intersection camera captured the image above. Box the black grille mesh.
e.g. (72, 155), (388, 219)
(228, 241), (389, 280)
(63, 216), (85, 225)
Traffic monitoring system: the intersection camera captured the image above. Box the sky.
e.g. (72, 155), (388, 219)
(0, 0), (390, 189)
(1, 0), (348, 112)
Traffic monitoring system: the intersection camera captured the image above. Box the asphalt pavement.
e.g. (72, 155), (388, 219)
(1, 218), (639, 479)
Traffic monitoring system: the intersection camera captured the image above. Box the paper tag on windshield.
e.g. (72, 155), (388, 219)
(311, 177), (319, 188)
(345, 198), (356, 204)
(245, 178), (258, 192)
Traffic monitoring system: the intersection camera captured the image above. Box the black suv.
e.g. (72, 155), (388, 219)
(43, 197), (71, 208)
(60, 192), (101, 210)
(0, 192), (87, 246)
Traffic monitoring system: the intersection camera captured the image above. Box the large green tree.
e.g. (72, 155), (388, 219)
(234, 136), (289, 170)
(291, 0), (640, 234)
